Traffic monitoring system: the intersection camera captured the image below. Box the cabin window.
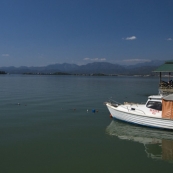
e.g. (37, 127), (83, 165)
(146, 101), (162, 111)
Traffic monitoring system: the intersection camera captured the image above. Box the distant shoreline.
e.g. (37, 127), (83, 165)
(0, 71), (7, 74)
(22, 72), (159, 77)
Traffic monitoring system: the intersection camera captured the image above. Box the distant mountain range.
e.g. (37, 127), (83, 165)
(0, 60), (165, 75)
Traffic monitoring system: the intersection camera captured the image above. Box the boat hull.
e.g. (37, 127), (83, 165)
(106, 103), (173, 130)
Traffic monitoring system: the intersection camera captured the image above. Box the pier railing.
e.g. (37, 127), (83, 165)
(159, 81), (173, 94)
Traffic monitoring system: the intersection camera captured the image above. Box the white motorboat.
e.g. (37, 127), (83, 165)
(106, 94), (173, 130)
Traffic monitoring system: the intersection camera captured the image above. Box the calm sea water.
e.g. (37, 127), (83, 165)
(1, 75), (173, 173)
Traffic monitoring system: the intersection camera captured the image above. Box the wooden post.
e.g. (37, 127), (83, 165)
(160, 72), (161, 83)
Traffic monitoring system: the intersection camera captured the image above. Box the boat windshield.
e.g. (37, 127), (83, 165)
(146, 101), (162, 111)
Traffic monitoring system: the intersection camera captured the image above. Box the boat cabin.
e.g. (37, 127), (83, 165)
(154, 61), (173, 95)
(146, 95), (162, 111)
(145, 94), (173, 119)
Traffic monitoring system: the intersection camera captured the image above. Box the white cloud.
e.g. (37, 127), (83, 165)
(83, 58), (90, 61)
(123, 59), (150, 63)
(123, 36), (137, 40)
(167, 38), (172, 41)
(2, 54), (10, 57)
(83, 58), (106, 61)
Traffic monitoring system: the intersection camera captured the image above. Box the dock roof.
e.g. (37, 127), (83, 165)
(154, 61), (173, 72)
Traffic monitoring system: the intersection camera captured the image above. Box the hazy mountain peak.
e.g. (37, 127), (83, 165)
(0, 61), (165, 75)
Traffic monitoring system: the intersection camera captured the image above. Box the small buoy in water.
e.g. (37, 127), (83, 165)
(92, 109), (96, 113)
(87, 109), (89, 112)
(17, 103), (20, 105)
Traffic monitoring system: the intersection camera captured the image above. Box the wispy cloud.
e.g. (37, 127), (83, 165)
(167, 38), (172, 41)
(2, 54), (10, 57)
(123, 59), (150, 63)
(123, 36), (137, 40)
(84, 58), (90, 61)
(83, 58), (106, 61)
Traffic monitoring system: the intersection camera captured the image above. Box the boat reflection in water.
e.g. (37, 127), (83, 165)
(106, 120), (173, 162)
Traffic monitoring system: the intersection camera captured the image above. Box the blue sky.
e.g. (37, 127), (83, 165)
(0, 0), (173, 67)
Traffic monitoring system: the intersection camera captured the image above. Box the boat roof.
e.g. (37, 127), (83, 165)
(153, 61), (173, 72)
(148, 95), (162, 99)
(163, 94), (173, 101)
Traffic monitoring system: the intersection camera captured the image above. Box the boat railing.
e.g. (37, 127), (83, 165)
(108, 98), (122, 107)
(108, 98), (146, 115)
